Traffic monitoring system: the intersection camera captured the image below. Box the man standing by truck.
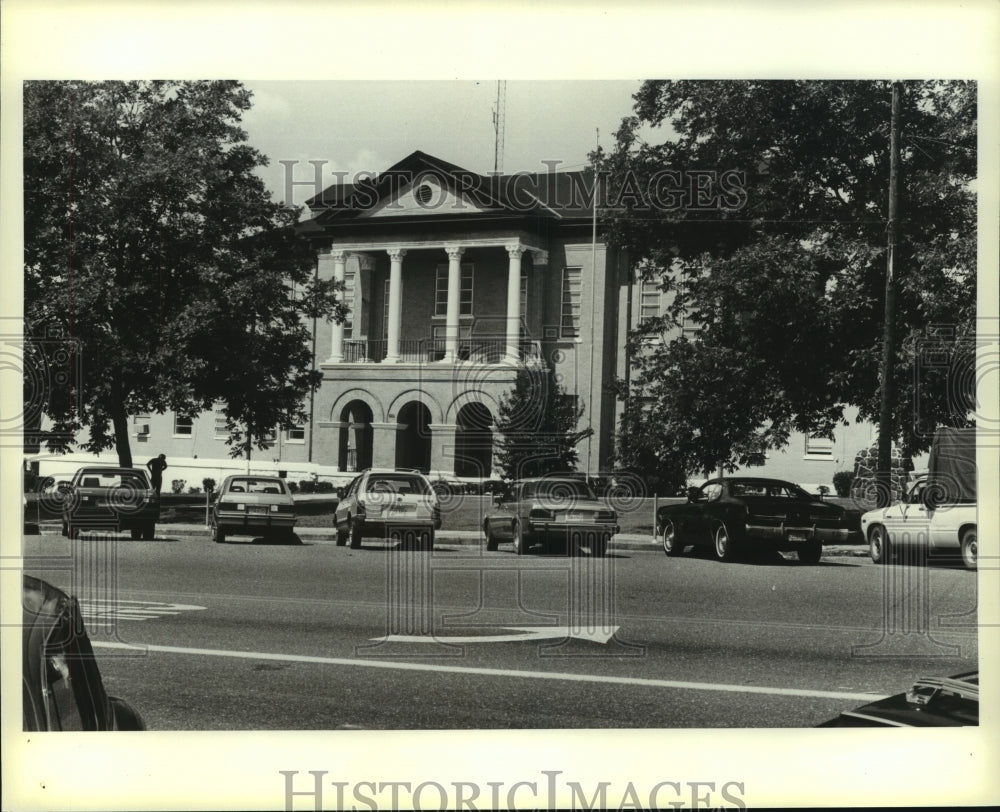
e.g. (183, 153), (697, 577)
(146, 453), (168, 496)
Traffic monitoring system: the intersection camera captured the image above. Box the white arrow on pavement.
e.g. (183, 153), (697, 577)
(372, 625), (619, 645)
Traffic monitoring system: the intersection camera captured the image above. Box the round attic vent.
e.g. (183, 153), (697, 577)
(414, 184), (433, 206)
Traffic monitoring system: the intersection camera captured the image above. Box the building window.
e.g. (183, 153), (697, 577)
(214, 409), (229, 439)
(343, 271), (355, 339)
(639, 280), (662, 325)
(681, 314), (700, 340)
(285, 425), (305, 443)
(560, 267), (581, 338)
(173, 415), (193, 436)
(805, 435), (835, 456)
(259, 427), (277, 448)
(434, 263), (474, 318)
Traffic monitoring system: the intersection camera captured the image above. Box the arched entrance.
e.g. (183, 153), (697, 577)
(454, 402), (493, 478)
(395, 401), (432, 473)
(339, 400), (373, 472)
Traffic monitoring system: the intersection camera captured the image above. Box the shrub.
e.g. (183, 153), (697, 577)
(170, 479), (186, 494)
(298, 480), (316, 494)
(187, 486), (201, 494)
(833, 471), (854, 498)
(315, 480), (335, 493)
(202, 477), (216, 494)
(287, 481), (299, 494)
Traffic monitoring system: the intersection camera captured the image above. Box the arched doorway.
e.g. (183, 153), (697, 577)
(455, 402), (493, 478)
(395, 401), (432, 473)
(339, 400), (373, 472)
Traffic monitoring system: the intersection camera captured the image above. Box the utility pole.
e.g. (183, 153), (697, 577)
(876, 82), (902, 508)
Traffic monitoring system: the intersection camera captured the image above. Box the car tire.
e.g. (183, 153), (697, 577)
(713, 523), (738, 562)
(960, 527), (978, 571)
(869, 524), (890, 564)
(141, 522), (155, 541)
(797, 541), (822, 565)
(661, 519), (682, 556)
(211, 522), (226, 543)
(484, 520), (499, 552)
(335, 520), (348, 546)
(130, 528), (142, 541)
(349, 518), (362, 549)
(513, 522), (529, 555)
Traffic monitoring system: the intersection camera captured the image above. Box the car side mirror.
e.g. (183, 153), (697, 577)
(56, 481), (72, 493)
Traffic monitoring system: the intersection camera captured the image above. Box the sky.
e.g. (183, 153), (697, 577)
(240, 80), (645, 210)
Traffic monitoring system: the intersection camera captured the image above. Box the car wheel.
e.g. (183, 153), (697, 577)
(960, 527), (978, 571)
(349, 518), (362, 549)
(335, 520), (348, 546)
(869, 525), (890, 564)
(130, 528), (142, 541)
(713, 523), (737, 562)
(661, 519), (682, 556)
(513, 522), (529, 555)
(211, 522), (226, 543)
(797, 541), (822, 565)
(141, 522), (155, 541)
(484, 520), (499, 552)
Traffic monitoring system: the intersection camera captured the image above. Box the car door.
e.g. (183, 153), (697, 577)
(489, 483), (519, 541)
(335, 476), (360, 526)
(884, 482), (931, 551)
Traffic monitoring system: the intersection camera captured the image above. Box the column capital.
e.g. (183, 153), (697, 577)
(505, 243), (525, 260)
(387, 247), (408, 262)
(330, 249), (348, 263)
(444, 245), (466, 261)
(529, 249), (549, 266)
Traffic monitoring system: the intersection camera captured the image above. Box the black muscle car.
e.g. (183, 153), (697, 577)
(656, 477), (851, 564)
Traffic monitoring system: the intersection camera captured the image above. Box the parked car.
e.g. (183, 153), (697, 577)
(334, 468), (440, 550)
(60, 466), (158, 540)
(23, 575), (145, 731)
(861, 474), (977, 569)
(656, 477), (851, 564)
(483, 476), (620, 556)
(818, 671), (978, 727)
(210, 475), (297, 543)
(862, 428), (977, 570)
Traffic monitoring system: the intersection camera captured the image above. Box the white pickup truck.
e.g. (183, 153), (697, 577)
(860, 428), (977, 570)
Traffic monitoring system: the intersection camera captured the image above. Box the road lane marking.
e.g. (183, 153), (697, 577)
(91, 640), (885, 702)
(80, 599), (206, 622)
(376, 625), (619, 644)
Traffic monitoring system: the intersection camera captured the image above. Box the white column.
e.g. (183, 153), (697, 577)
(505, 244), (524, 362)
(444, 245), (464, 362)
(329, 250), (347, 363)
(385, 248), (406, 363)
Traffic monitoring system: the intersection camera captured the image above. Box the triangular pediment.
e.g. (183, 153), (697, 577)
(360, 175), (490, 218)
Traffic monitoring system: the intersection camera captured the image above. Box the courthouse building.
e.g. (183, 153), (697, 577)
(34, 151), (878, 490)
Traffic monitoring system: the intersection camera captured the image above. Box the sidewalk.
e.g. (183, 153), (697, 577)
(31, 521), (870, 556)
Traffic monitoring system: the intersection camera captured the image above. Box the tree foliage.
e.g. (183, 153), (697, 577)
(24, 80), (346, 466)
(605, 80), (976, 476)
(494, 367), (593, 480)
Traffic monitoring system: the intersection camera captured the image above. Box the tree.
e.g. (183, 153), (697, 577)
(494, 366), (592, 480)
(603, 81), (976, 475)
(23, 81), (346, 466)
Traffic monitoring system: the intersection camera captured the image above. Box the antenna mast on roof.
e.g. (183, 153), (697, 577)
(492, 80), (506, 174)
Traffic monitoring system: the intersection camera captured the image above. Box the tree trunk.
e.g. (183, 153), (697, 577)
(111, 402), (133, 467)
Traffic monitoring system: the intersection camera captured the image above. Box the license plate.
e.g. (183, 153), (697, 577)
(566, 513), (587, 522)
(389, 505), (414, 515)
(788, 532), (808, 542)
(249, 505), (268, 516)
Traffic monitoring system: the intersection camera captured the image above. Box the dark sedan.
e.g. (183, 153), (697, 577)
(656, 477), (851, 564)
(60, 466), (158, 540)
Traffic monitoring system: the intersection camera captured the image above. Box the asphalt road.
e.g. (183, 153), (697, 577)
(22, 531), (978, 729)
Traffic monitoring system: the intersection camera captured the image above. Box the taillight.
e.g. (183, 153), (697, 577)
(530, 508), (555, 520)
(596, 510), (616, 521)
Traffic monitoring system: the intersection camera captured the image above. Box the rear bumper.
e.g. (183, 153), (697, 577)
(745, 523), (850, 544)
(357, 519), (436, 538)
(526, 522), (619, 540)
(215, 512), (296, 533)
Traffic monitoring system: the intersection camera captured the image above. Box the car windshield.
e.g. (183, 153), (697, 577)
(228, 478), (286, 495)
(524, 480), (597, 500)
(365, 475), (431, 496)
(728, 480), (810, 499)
(77, 471), (148, 489)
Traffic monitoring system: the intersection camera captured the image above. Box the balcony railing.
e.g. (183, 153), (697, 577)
(341, 339), (542, 365)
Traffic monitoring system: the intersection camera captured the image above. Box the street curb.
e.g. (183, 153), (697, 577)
(31, 523), (871, 556)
